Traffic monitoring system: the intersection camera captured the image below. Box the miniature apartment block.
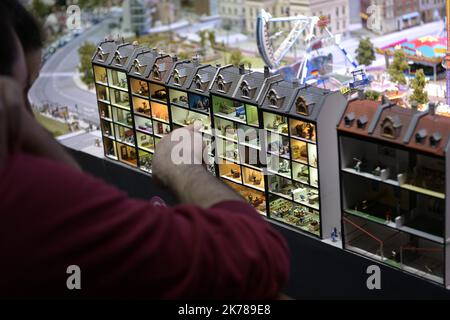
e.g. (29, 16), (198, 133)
(209, 65), (272, 215)
(166, 58), (216, 175)
(128, 50), (175, 173)
(338, 98), (450, 286)
(259, 79), (347, 237)
(92, 40), (139, 168)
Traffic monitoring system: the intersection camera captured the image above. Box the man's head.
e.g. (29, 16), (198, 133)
(0, 3), (28, 91)
(3, 0), (44, 90)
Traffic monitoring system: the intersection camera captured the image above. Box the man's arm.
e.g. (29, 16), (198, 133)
(1, 153), (290, 299)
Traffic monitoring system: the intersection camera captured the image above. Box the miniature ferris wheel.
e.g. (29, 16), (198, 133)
(256, 9), (359, 84)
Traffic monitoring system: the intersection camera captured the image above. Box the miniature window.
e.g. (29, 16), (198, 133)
(151, 102), (169, 123)
(94, 66), (107, 84)
(101, 119), (113, 137)
(115, 124), (135, 145)
(132, 59), (144, 74)
(194, 75), (204, 91)
(215, 117), (238, 141)
(110, 88), (130, 109)
(415, 129), (427, 144)
(134, 115), (153, 134)
(112, 107), (133, 127)
(290, 119), (316, 142)
(153, 120), (171, 136)
(96, 84), (110, 102)
(117, 142), (137, 166)
(96, 47), (105, 61)
(295, 96), (309, 116)
(133, 96), (151, 117)
(344, 112), (355, 127)
(264, 112), (288, 135)
(357, 115), (368, 129)
(224, 180), (266, 214)
(107, 70), (128, 90)
(241, 81), (251, 98)
(152, 65), (161, 80)
(103, 137), (117, 158)
(173, 69), (181, 85)
(380, 117), (401, 139)
(246, 104), (259, 127)
(267, 133), (290, 158)
(268, 175), (294, 199)
(291, 139), (308, 164)
(136, 132), (155, 152)
(169, 89), (188, 107)
(430, 133), (442, 148)
(189, 93), (210, 113)
(149, 84), (167, 102)
(138, 150), (153, 173)
(219, 162), (242, 183)
(267, 90), (280, 108)
(292, 183), (320, 210)
(217, 75), (225, 92)
(243, 168), (265, 191)
(217, 137), (239, 161)
(130, 78), (149, 97)
(292, 162), (309, 184)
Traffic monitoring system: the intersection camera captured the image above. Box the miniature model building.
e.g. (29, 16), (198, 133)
(209, 64), (271, 215)
(128, 49), (175, 173)
(166, 58), (216, 175)
(92, 40), (139, 168)
(338, 98), (450, 286)
(259, 79), (347, 237)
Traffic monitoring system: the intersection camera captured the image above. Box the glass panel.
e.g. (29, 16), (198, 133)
(98, 102), (111, 119)
(217, 138), (239, 162)
(138, 150), (153, 173)
(130, 78), (149, 97)
(100, 119), (113, 137)
(308, 143), (318, 167)
(132, 96), (151, 117)
(136, 132), (155, 152)
(94, 66), (107, 84)
(291, 139), (308, 164)
(219, 162), (242, 183)
(96, 84), (109, 102)
(107, 70), (128, 90)
(224, 180), (266, 214)
(151, 102), (170, 123)
(215, 116), (238, 141)
(290, 119), (316, 142)
(246, 104), (259, 127)
(110, 88), (130, 109)
(267, 155), (291, 178)
(189, 93), (210, 113)
(117, 142), (137, 166)
(263, 112), (288, 135)
(237, 124), (260, 148)
(153, 120), (171, 136)
(267, 133), (290, 158)
(212, 96), (246, 122)
(149, 84), (167, 102)
(114, 124), (135, 145)
(134, 116), (153, 134)
(292, 183), (320, 210)
(112, 107), (133, 127)
(103, 137), (117, 158)
(292, 162), (309, 184)
(268, 175), (294, 200)
(310, 167), (318, 188)
(169, 89), (188, 107)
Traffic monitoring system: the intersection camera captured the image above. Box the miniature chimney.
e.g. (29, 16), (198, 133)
(381, 95), (390, 105)
(239, 63), (245, 75)
(193, 56), (200, 67)
(411, 101), (418, 112)
(264, 66), (270, 78)
(357, 90), (365, 100)
(172, 55), (178, 62)
(216, 64), (221, 68)
(292, 79), (299, 88)
(429, 102), (436, 116)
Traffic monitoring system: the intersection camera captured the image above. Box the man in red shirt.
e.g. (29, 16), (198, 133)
(0, 2), (290, 299)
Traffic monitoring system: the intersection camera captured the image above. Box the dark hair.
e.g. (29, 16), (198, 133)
(0, 3), (18, 75)
(3, 0), (44, 52)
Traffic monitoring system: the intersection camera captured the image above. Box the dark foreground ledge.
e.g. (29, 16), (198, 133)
(69, 148), (450, 300)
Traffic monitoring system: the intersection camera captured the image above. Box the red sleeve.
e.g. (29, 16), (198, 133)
(0, 153), (290, 299)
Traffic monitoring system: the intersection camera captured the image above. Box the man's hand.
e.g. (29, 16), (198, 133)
(0, 77), (25, 166)
(152, 122), (243, 208)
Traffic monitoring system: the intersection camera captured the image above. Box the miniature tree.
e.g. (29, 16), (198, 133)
(365, 90), (381, 101)
(78, 42), (97, 87)
(199, 30), (207, 49)
(209, 31), (216, 47)
(388, 50), (409, 85)
(230, 50), (244, 67)
(409, 69), (428, 105)
(355, 38), (376, 66)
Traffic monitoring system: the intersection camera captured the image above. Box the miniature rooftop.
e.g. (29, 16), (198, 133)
(339, 98), (450, 157)
(127, 49), (159, 80)
(260, 78), (332, 121)
(232, 68), (270, 104)
(187, 64), (218, 95)
(209, 65), (251, 97)
(92, 40), (119, 66)
(166, 58), (201, 90)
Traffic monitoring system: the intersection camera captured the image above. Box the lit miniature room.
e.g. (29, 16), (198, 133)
(149, 84), (167, 102)
(98, 102), (111, 120)
(103, 137), (117, 159)
(93, 65), (107, 85)
(344, 214), (444, 284)
(289, 119), (316, 142)
(130, 78), (149, 98)
(110, 88), (130, 109)
(112, 107), (133, 128)
(212, 95), (246, 123)
(151, 102), (170, 123)
(245, 104), (259, 127)
(242, 167), (265, 192)
(107, 70), (128, 90)
(237, 124), (260, 148)
(224, 180), (266, 215)
(114, 124), (135, 146)
(153, 120), (171, 137)
(136, 132), (155, 153)
(217, 139), (239, 163)
(132, 96), (151, 117)
(268, 134), (290, 159)
(138, 150), (153, 173)
(95, 84), (109, 103)
(171, 106), (211, 131)
(134, 116), (153, 135)
(263, 112), (289, 135)
(218, 162), (242, 184)
(101, 119), (113, 139)
(188, 93), (210, 113)
(116, 142), (137, 167)
(169, 88), (188, 107)
(214, 117), (238, 141)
